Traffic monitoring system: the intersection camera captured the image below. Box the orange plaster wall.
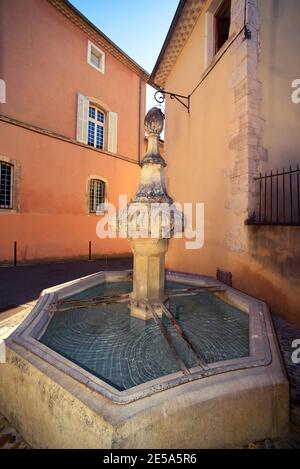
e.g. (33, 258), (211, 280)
(0, 0), (146, 160)
(0, 121), (140, 263)
(0, 0), (147, 263)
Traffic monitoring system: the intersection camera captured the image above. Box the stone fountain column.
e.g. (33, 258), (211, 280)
(127, 108), (182, 321)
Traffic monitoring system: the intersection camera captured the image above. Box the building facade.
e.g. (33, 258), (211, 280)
(0, 0), (148, 263)
(150, 0), (300, 325)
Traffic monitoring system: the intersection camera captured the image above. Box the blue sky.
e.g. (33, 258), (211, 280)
(69, 0), (179, 108)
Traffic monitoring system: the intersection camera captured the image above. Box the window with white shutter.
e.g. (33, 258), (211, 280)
(76, 95), (118, 154)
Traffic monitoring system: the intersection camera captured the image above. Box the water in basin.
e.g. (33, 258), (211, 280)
(40, 281), (249, 391)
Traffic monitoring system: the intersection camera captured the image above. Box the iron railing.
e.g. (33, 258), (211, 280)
(251, 165), (300, 225)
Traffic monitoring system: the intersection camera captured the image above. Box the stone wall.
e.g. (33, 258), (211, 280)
(227, 0), (266, 226)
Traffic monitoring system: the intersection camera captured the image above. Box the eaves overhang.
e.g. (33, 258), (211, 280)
(149, 0), (205, 89)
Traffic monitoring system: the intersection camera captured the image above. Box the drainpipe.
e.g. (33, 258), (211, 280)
(138, 78), (142, 164)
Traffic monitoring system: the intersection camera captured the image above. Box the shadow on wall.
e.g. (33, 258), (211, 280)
(246, 225), (300, 326)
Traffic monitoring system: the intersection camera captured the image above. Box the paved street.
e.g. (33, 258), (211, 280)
(0, 258), (132, 320)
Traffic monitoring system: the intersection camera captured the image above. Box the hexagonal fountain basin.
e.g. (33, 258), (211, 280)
(40, 280), (249, 392)
(0, 270), (289, 449)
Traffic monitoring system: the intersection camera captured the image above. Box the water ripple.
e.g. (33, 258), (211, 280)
(41, 281), (249, 390)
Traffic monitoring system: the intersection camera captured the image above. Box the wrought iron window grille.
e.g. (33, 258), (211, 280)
(247, 165), (300, 226)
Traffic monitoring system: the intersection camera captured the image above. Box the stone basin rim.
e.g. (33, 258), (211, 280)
(7, 270), (274, 405)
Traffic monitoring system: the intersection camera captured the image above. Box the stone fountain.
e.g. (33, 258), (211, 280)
(0, 108), (289, 449)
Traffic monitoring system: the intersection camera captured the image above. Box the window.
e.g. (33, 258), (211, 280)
(214, 0), (231, 54)
(87, 41), (105, 73)
(76, 94), (118, 153)
(88, 105), (105, 150)
(89, 179), (106, 213)
(0, 161), (13, 209)
(204, 0), (232, 68)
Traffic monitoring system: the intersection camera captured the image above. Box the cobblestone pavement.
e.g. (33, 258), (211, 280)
(244, 316), (300, 449)
(271, 315), (300, 449)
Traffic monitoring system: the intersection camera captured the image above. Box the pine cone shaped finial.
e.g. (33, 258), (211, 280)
(144, 107), (164, 136)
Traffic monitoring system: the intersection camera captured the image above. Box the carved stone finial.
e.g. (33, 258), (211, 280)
(144, 107), (164, 137)
(142, 107), (165, 167)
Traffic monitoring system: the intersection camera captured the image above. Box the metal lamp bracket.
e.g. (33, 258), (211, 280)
(154, 89), (190, 113)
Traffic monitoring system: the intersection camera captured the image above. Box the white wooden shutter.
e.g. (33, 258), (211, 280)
(107, 112), (118, 153)
(76, 93), (89, 143)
